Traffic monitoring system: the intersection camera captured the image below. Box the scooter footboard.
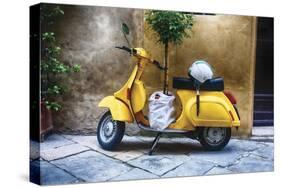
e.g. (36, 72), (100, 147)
(185, 92), (240, 127)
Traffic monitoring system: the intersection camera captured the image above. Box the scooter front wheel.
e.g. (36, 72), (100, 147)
(198, 127), (231, 151)
(97, 111), (125, 150)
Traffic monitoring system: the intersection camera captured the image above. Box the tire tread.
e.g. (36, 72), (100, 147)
(198, 127), (231, 151)
(97, 111), (125, 150)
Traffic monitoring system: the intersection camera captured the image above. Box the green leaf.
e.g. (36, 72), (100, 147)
(44, 101), (62, 111)
(72, 64), (81, 72)
(42, 32), (55, 42)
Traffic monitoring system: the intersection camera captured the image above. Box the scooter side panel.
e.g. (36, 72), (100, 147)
(169, 90), (240, 130)
(186, 92), (240, 127)
(98, 96), (133, 123)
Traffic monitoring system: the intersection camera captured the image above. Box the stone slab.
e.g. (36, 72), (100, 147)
(189, 145), (243, 167)
(114, 150), (144, 162)
(252, 126), (274, 137)
(229, 139), (266, 152)
(205, 166), (233, 175)
(251, 142), (274, 160)
(62, 135), (124, 157)
(118, 135), (148, 152)
(30, 160), (79, 185)
(128, 154), (189, 176)
(162, 158), (214, 177)
(51, 150), (132, 182)
(112, 168), (159, 181)
(154, 142), (192, 155)
(228, 155), (274, 173)
(40, 134), (75, 151)
(64, 134), (148, 156)
(41, 143), (89, 161)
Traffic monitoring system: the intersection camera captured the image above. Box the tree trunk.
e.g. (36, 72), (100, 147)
(163, 43), (169, 94)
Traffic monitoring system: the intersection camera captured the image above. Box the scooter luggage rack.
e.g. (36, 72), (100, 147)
(137, 123), (189, 155)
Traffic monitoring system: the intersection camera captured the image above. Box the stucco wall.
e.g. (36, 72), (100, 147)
(51, 5), (144, 134)
(50, 5), (256, 136)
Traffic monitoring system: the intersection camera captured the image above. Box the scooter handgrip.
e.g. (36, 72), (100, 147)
(115, 46), (131, 53)
(122, 46), (131, 52)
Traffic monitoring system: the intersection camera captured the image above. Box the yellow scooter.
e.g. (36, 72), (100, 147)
(97, 25), (240, 155)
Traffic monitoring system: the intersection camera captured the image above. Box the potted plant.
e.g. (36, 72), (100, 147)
(145, 11), (194, 94)
(39, 5), (80, 142)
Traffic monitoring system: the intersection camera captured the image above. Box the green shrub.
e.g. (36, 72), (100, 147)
(40, 5), (81, 111)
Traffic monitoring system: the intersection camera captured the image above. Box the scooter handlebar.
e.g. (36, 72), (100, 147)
(152, 60), (166, 71)
(115, 46), (165, 71)
(115, 46), (137, 55)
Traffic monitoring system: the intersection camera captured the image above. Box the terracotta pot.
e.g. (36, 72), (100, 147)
(40, 102), (53, 142)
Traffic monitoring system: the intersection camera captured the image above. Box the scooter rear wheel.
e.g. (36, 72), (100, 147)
(198, 127), (231, 151)
(97, 111), (125, 150)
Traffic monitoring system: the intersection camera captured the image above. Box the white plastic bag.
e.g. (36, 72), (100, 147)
(148, 91), (175, 130)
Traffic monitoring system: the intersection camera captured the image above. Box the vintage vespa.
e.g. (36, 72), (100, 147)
(97, 24), (240, 155)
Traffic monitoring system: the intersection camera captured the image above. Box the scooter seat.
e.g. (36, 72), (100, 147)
(172, 77), (224, 91)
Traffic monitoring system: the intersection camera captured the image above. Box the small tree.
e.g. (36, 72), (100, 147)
(145, 11), (194, 94)
(41, 5), (81, 111)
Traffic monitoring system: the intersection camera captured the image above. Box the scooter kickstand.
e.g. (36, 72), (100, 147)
(148, 132), (162, 155)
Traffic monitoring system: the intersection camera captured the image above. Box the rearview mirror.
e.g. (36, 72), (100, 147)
(122, 23), (130, 35)
(121, 23), (131, 47)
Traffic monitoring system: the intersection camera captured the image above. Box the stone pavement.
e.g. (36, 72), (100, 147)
(30, 127), (274, 185)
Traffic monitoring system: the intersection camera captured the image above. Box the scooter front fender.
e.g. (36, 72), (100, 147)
(98, 96), (133, 123)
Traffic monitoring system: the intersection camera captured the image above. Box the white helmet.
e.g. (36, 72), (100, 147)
(188, 60), (214, 83)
